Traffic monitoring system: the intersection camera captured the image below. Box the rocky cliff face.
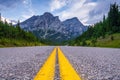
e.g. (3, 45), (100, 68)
(20, 12), (87, 42)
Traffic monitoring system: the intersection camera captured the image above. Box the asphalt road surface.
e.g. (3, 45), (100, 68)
(0, 46), (54, 80)
(0, 46), (120, 80)
(61, 46), (120, 80)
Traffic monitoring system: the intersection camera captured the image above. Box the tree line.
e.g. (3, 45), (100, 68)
(0, 14), (39, 42)
(69, 3), (120, 46)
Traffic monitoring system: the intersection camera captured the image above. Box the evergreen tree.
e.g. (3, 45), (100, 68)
(16, 20), (20, 27)
(108, 3), (119, 32)
(0, 18), (39, 42)
(69, 3), (120, 46)
(103, 15), (105, 23)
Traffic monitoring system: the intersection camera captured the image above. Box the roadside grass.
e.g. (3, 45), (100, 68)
(82, 33), (120, 48)
(0, 38), (45, 47)
(95, 33), (120, 48)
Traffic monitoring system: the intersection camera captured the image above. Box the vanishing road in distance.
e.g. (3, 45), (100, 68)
(0, 46), (120, 80)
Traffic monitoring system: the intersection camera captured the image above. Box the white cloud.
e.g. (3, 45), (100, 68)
(86, 0), (120, 24)
(22, 0), (34, 19)
(23, 0), (30, 5)
(50, 0), (67, 11)
(51, 0), (120, 25)
(55, 0), (97, 25)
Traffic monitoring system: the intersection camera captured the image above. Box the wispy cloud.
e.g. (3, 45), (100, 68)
(22, 0), (35, 20)
(86, 0), (120, 24)
(52, 0), (97, 25)
(50, 0), (69, 12)
(50, 0), (120, 25)
(0, 0), (22, 11)
(0, 0), (35, 21)
(0, 0), (32, 11)
(1, 0), (120, 25)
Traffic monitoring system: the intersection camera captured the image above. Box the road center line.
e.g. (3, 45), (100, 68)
(34, 47), (82, 80)
(58, 47), (82, 80)
(54, 48), (60, 80)
(34, 47), (57, 80)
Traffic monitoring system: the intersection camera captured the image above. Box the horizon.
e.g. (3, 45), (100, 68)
(0, 0), (120, 25)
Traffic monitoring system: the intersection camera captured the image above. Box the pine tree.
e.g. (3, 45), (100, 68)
(108, 3), (119, 33)
(4, 19), (8, 25)
(16, 20), (20, 27)
(103, 15), (105, 23)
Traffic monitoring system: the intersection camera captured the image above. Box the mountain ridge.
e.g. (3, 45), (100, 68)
(20, 12), (88, 42)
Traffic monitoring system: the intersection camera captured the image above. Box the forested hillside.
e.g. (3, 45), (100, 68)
(69, 3), (120, 48)
(0, 16), (44, 47)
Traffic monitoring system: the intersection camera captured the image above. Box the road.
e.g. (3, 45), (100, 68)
(0, 46), (54, 80)
(0, 46), (120, 80)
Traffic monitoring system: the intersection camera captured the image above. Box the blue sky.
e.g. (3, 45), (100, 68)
(0, 0), (120, 25)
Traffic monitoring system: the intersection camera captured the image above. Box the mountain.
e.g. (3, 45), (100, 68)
(20, 12), (87, 42)
(62, 17), (87, 38)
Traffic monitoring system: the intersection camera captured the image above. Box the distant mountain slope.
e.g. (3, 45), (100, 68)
(62, 17), (87, 38)
(20, 12), (87, 42)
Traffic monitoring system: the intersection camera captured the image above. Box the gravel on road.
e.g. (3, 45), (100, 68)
(0, 46), (54, 80)
(61, 46), (120, 80)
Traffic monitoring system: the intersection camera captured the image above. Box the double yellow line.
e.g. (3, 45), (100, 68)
(34, 47), (82, 80)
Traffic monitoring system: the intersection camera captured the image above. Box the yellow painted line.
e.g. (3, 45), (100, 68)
(34, 47), (57, 80)
(58, 47), (82, 80)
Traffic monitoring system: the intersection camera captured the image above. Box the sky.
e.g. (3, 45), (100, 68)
(0, 0), (120, 25)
